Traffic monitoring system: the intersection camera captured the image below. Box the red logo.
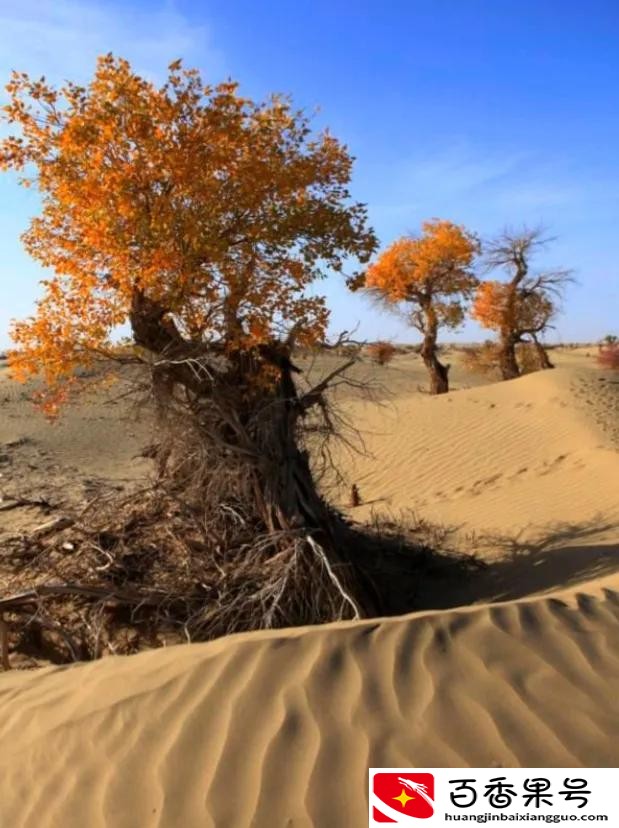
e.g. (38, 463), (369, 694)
(370, 772), (435, 823)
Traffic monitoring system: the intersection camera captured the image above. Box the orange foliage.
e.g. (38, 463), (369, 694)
(471, 281), (509, 330)
(472, 280), (554, 334)
(1, 56), (376, 409)
(363, 220), (479, 330)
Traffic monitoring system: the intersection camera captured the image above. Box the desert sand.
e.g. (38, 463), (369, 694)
(1, 347), (618, 826)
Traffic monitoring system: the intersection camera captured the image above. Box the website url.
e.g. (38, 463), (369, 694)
(445, 815), (609, 823)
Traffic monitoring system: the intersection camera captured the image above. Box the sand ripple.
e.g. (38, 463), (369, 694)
(1, 588), (618, 827)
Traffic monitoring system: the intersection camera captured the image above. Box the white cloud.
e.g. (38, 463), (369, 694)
(0, 0), (226, 89)
(366, 143), (588, 237)
(402, 146), (528, 196)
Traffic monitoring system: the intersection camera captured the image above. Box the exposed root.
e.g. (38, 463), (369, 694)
(0, 351), (483, 668)
(0, 485), (366, 665)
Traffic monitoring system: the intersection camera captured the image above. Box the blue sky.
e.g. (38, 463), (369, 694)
(1, 0), (618, 347)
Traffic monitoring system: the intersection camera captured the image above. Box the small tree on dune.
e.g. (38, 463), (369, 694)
(0, 56), (379, 628)
(352, 220), (480, 394)
(472, 228), (572, 380)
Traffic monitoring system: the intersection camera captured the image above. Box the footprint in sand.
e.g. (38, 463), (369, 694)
(538, 454), (569, 475)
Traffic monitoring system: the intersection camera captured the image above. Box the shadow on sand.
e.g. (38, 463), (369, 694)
(353, 517), (619, 615)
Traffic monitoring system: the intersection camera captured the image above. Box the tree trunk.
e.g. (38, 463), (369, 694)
(498, 330), (521, 380)
(129, 292), (379, 618)
(250, 360), (381, 616)
(421, 310), (450, 394)
(256, 370), (332, 535)
(498, 266), (526, 381)
(532, 336), (554, 370)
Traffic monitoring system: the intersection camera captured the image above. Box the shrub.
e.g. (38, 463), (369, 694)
(460, 341), (501, 377)
(597, 343), (619, 370)
(366, 340), (398, 365)
(462, 340), (548, 377)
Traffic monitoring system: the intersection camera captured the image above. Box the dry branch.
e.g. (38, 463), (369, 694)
(0, 615), (9, 670)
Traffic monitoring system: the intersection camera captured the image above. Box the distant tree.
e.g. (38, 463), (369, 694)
(0, 56), (379, 624)
(354, 220), (480, 394)
(472, 228), (573, 380)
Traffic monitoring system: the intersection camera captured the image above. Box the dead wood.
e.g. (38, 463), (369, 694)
(0, 615), (9, 670)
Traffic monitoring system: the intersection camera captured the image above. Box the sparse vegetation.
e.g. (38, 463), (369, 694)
(460, 341), (502, 378)
(366, 340), (398, 365)
(461, 339), (550, 377)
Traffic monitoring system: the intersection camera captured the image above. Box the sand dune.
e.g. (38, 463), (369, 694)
(1, 585), (618, 827)
(336, 366), (619, 585)
(1, 351), (618, 826)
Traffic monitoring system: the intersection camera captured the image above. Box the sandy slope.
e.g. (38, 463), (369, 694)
(335, 366), (619, 588)
(0, 365), (152, 537)
(1, 349), (618, 826)
(0, 585), (618, 827)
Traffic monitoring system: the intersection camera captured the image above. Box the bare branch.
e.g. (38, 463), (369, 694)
(483, 225), (552, 273)
(299, 359), (357, 411)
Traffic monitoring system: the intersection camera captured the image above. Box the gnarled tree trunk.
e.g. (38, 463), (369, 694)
(421, 306), (450, 394)
(498, 329), (521, 380)
(497, 254), (527, 381)
(130, 291), (379, 620)
(531, 335), (554, 370)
